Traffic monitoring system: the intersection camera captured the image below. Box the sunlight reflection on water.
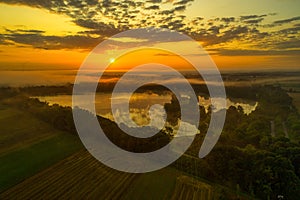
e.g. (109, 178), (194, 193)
(34, 92), (258, 131)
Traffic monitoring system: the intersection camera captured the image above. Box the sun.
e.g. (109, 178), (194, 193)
(109, 58), (115, 63)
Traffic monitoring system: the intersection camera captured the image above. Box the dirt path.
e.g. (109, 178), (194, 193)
(270, 121), (275, 137)
(282, 122), (289, 138)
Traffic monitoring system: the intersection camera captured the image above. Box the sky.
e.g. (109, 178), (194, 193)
(0, 0), (299, 85)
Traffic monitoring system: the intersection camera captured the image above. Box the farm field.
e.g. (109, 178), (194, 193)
(0, 133), (83, 192)
(170, 176), (213, 200)
(0, 106), (64, 155)
(0, 104), (83, 192)
(1, 148), (252, 200)
(0, 150), (138, 199)
(121, 167), (178, 200)
(0, 149), (213, 200)
(288, 93), (300, 113)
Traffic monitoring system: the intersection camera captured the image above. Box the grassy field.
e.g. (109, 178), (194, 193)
(288, 93), (300, 113)
(1, 148), (254, 199)
(121, 168), (179, 200)
(0, 134), (83, 192)
(170, 176), (213, 200)
(0, 103), (84, 192)
(0, 106), (64, 155)
(0, 150), (207, 200)
(0, 150), (137, 199)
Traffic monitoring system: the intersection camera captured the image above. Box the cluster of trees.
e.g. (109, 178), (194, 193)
(172, 85), (300, 199)
(19, 85), (73, 96)
(204, 142), (300, 199)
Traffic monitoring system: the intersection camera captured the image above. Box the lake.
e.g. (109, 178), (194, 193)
(33, 93), (258, 133)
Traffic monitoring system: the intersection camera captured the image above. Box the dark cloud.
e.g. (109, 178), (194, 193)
(187, 25), (252, 46)
(215, 49), (300, 56)
(145, 5), (160, 10)
(221, 26), (249, 38)
(221, 17), (235, 23)
(207, 26), (222, 34)
(174, 0), (194, 5)
(74, 19), (120, 36)
(239, 14), (268, 25)
(273, 16), (300, 25)
(240, 14), (267, 21)
(0, 35), (10, 45)
(74, 19), (102, 29)
(276, 40), (300, 49)
(5, 29), (46, 34)
(160, 9), (175, 15)
(174, 5), (186, 12)
(2, 29), (102, 50)
(278, 25), (300, 35)
(0, 0), (54, 9)
(167, 20), (185, 30)
(147, 0), (162, 3)
(244, 18), (264, 24)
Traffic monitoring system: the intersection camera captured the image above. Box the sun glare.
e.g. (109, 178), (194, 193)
(109, 58), (115, 63)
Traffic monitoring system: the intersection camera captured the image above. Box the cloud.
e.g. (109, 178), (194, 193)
(279, 25), (300, 35)
(74, 19), (120, 36)
(174, 0), (194, 6)
(239, 14), (268, 25)
(0, 0), (299, 57)
(5, 29), (46, 34)
(174, 5), (186, 12)
(273, 16), (300, 25)
(147, 0), (162, 3)
(145, 5), (160, 10)
(244, 18), (264, 24)
(0, 0), (53, 9)
(276, 40), (300, 49)
(240, 14), (267, 21)
(203, 26), (250, 45)
(1, 29), (102, 50)
(0, 35), (10, 45)
(214, 49), (300, 56)
(160, 9), (175, 15)
(221, 17), (235, 23)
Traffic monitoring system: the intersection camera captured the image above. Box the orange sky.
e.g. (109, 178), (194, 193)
(0, 0), (299, 83)
(106, 49), (194, 71)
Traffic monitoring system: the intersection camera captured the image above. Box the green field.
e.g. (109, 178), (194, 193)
(0, 150), (137, 199)
(0, 134), (83, 192)
(0, 150), (207, 200)
(0, 103), (83, 192)
(122, 168), (179, 200)
(1, 149), (252, 200)
(288, 93), (300, 113)
(0, 107), (63, 155)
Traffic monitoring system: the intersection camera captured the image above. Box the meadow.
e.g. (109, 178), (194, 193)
(288, 93), (300, 113)
(1, 150), (247, 200)
(0, 107), (59, 155)
(0, 102), (83, 192)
